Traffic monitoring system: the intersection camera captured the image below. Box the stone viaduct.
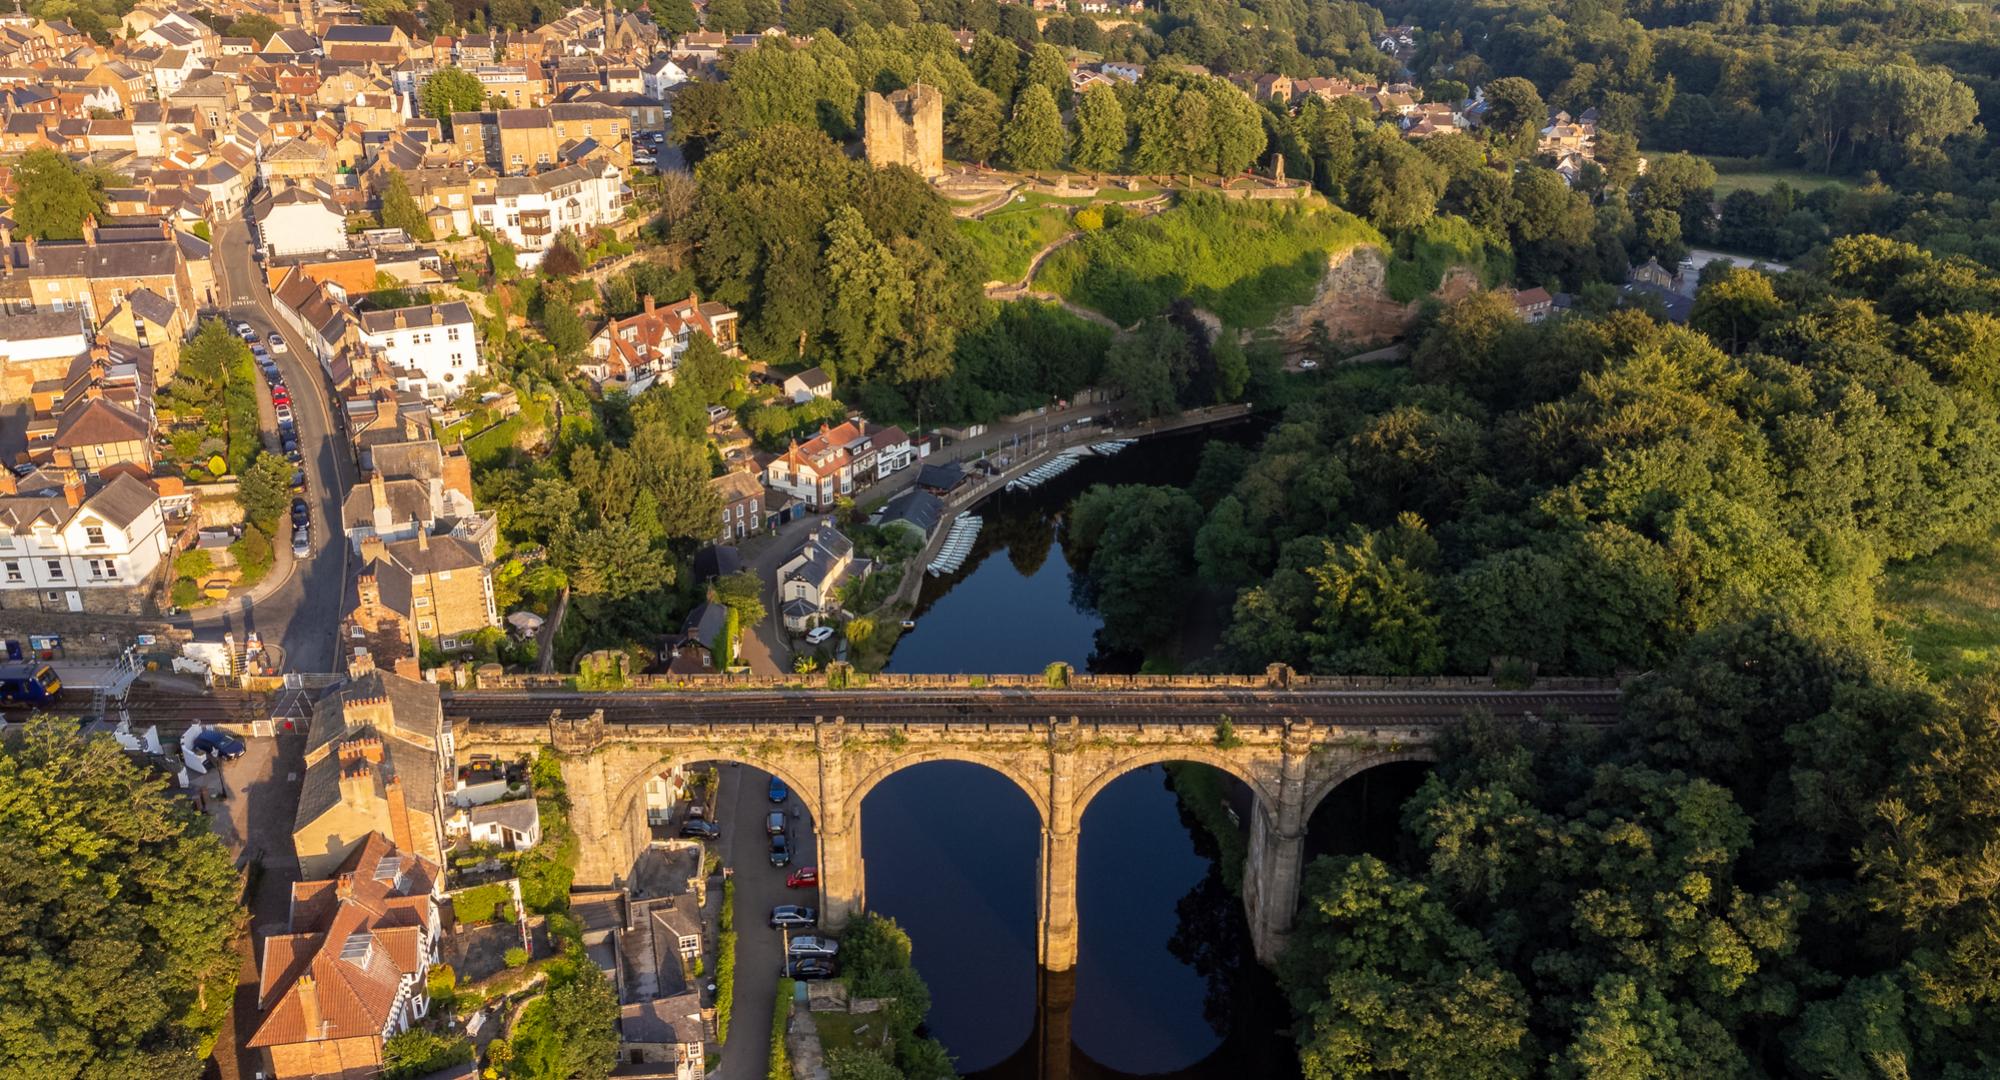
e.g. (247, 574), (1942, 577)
(446, 669), (1622, 967)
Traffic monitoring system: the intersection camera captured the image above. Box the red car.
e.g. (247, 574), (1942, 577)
(786, 866), (817, 889)
(271, 389), (292, 405)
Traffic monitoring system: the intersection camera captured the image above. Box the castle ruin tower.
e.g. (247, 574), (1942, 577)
(863, 84), (944, 179)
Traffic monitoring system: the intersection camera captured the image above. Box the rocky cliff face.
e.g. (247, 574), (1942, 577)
(1268, 246), (1481, 356)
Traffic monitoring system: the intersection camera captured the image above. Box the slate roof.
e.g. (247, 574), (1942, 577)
(621, 991), (705, 1046)
(295, 671), (446, 835)
(878, 488), (943, 537)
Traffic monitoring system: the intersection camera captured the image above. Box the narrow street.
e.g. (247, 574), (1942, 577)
(711, 762), (818, 1080)
(186, 215), (356, 673)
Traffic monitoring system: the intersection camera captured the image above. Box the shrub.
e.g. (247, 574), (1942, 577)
(769, 978), (794, 1080)
(1074, 207), (1104, 231)
(174, 549), (214, 580)
(504, 946), (530, 968)
(230, 527), (273, 588)
(452, 883), (511, 925)
(170, 578), (201, 608)
(381, 1029), (473, 1080)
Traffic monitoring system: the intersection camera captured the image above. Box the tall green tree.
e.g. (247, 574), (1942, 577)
(1071, 83), (1126, 173)
(420, 66), (487, 133)
(379, 169), (434, 241)
(9, 148), (107, 240)
(1001, 84), (1066, 172)
(0, 718), (240, 1078)
(947, 89), (1005, 165)
(824, 205), (910, 380)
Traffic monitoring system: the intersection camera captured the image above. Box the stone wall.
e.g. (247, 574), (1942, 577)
(464, 665), (1621, 693)
(862, 85), (943, 179)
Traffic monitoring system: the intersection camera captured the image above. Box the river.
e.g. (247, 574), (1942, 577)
(859, 425), (1304, 1078)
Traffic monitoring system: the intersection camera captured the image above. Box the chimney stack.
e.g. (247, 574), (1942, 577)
(416, 527), (428, 552)
(642, 294), (654, 314)
(338, 759), (374, 808)
(79, 215), (95, 246)
(61, 470), (83, 508)
(384, 774), (415, 854)
(295, 975), (321, 1037)
(369, 471), (386, 512)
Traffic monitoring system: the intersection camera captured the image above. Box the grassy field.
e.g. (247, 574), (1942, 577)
(1035, 192), (1382, 327)
(1879, 529), (2000, 681)
(958, 205), (1075, 283)
(1649, 151), (1853, 198)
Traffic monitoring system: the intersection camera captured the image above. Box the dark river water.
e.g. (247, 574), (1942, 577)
(861, 426), (1308, 1078)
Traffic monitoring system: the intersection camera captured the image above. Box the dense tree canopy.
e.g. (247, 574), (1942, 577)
(9, 148), (108, 241)
(0, 719), (240, 1077)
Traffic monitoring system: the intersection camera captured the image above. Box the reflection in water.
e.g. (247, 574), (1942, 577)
(872, 423), (1302, 1079)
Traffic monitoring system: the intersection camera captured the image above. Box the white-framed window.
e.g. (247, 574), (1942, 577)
(84, 526), (104, 546)
(413, 596), (430, 608)
(3, 561), (20, 582)
(44, 559), (63, 580)
(418, 618), (433, 631)
(86, 558), (115, 579)
(438, 569), (451, 580)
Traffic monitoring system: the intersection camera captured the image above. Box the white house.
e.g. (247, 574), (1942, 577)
(150, 48), (205, 98)
(783, 366), (833, 403)
(470, 161), (627, 268)
(355, 301), (484, 401)
(642, 56), (688, 99)
(451, 799), (541, 850)
(776, 520), (863, 632)
(579, 293), (740, 393)
(0, 472), (171, 614)
(250, 184), (347, 259)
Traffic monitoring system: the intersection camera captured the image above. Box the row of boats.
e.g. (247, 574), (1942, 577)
(926, 514), (985, 577)
(1003, 440), (1136, 493)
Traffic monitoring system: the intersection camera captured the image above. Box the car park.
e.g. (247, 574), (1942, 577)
(680, 819), (721, 840)
(770, 905), (817, 929)
(786, 935), (839, 958)
(786, 866), (818, 889)
(805, 626), (835, 645)
(769, 832), (792, 866)
(768, 776), (789, 803)
(786, 957), (838, 980)
(192, 728), (246, 760)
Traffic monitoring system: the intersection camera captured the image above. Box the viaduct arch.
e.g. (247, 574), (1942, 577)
(446, 688), (1596, 967)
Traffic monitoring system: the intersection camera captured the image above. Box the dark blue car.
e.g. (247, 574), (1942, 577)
(768, 776), (789, 803)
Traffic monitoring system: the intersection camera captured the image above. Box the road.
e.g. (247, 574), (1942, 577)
(184, 215), (356, 673)
(713, 761), (817, 1080)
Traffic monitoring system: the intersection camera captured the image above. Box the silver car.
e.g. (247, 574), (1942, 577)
(770, 905), (817, 929)
(786, 935), (838, 957)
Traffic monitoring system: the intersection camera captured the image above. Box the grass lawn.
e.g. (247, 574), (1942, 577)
(1648, 150), (1853, 198)
(1879, 529), (2000, 681)
(813, 1010), (891, 1057)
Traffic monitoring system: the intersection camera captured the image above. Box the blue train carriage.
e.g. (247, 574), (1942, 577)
(0, 662), (61, 704)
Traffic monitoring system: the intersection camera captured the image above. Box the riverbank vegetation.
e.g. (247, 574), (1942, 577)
(1283, 623), (2000, 1076)
(822, 915), (955, 1080)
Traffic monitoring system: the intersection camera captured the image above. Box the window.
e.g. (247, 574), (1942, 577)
(3, 561), (19, 582)
(87, 559), (115, 580)
(84, 526), (104, 546)
(438, 569), (451, 580)
(418, 618), (433, 631)
(44, 559), (63, 580)
(413, 596), (430, 608)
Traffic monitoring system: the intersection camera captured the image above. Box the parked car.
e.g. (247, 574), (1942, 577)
(290, 497), (309, 527)
(766, 810), (787, 835)
(770, 905), (817, 929)
(805, 626), (835, 645)
(768, 776), (789, 803)
(786, 866), (818, 889)
(786, 935), (839, 958)
(769, 832), (792, 866)
(191, 728), (246, 760)
(292, 525), (311, 559)
(290, 469), (307, 494)
(271, 388), (292, 406)
(786, 957), (838, 980)
(234, 322), (256, 341)
(267, 332), (287, 353)
(274, 404), (294, 424)
(680, 819), (721, 840)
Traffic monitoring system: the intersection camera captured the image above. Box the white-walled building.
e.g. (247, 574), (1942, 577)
(642, 56), (688, 99)
(0, 472), (172, 613)
(355, 302), (483, 402)
(250, 184), (348, 259)
(470, 161), (627, 267)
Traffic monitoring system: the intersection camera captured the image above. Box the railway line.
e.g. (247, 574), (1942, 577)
(441, 687), (1626, 726)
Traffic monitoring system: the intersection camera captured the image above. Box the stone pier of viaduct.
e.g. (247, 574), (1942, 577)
(448, 671), (1620, 967)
